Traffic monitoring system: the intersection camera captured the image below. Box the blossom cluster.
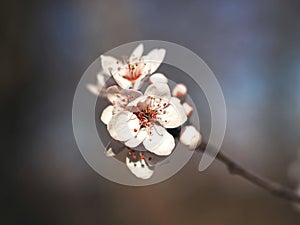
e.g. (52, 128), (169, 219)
(87, 44), (202, 179)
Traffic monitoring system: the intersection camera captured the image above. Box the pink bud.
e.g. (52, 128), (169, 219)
(172, 83), (187, 101)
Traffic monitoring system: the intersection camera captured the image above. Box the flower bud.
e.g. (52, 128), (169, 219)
(180, 125), (202, 149)
(172, 83), (187, 101)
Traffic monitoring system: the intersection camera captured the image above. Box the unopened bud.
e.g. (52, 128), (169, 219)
(172, 83), (187, 101)
(180, 125), (202, 149)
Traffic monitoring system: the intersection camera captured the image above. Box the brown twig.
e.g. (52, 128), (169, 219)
(196, 142), (300, 203)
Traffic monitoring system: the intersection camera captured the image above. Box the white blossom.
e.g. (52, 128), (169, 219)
(101, 44), (166, 90)
(102, 83), (187, 156)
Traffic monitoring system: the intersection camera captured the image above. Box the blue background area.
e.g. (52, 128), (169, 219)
(2, 0), (300, 224)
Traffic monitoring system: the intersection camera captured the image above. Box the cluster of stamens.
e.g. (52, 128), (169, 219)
(116, 56), (147, 82)
(136, 106), (157, 128)
(127, 150), (151, 168)
(131, 97), (168, 139)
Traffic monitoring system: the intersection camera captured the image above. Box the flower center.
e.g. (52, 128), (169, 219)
(135, 107), (157, 128)
(117, 57), (146, 82)
(124, 61), (144, 82)
(133, 97), (167, 128)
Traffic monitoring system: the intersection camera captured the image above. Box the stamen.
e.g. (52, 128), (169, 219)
(128, 114), (137, 121)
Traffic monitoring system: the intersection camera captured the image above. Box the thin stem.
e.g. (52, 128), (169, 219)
(196, 142), (300, 203)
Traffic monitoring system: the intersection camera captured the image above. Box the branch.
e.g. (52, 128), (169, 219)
(196, 142), (300, 203)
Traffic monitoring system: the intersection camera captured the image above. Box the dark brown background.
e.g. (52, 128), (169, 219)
(2, 0), (300, 224)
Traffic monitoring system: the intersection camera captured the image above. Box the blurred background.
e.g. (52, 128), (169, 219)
(2, 0), (300, 224)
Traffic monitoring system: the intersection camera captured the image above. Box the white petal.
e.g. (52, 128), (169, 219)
(133, 75), (147, 90)
(129, 44), (144, 62)
(97, 72), (107, 87)
(143, 125), (175, 156)
(112, 73), (133, 89)
(158, 97), (187, 128)
(107, 111), (140, 141)
(126, 96), (149, 114)
(126, 95), (148, 108)
(172, 83), (187, 98)
(106, 85), (142, 104)
(120, 88), (143, 101)
(180, 126), (202, 149)
(125, 128), (148, 148)
(106, 85), (121, 103)
(101, 105), (114, 125)
(101, 55), (119, 75)
(86, 84), (99, 96)
(149, 73), (168, 84)
(182, 102), (193, 116)
(143, 48), (166, 74)
(126, 157), (154, 179)
(144, 83), (171, 101)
